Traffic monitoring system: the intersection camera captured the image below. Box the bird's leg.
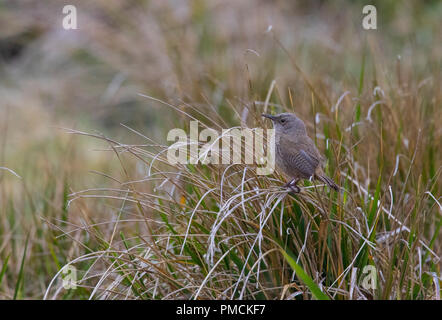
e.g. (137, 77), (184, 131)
(284, 178), (300, 193)
(289, 179), (301, 193)
(283, 178), (295, 188)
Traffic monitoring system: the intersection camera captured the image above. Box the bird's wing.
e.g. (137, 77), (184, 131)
(281, 147), (319, 177)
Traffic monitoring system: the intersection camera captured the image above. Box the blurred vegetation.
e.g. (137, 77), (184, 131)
(0, 0), (440, 299)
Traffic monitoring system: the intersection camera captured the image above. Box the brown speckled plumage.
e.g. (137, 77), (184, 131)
(262, 112), (339, 193)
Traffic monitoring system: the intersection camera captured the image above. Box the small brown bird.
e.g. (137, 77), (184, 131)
(262, 112), (339, 193)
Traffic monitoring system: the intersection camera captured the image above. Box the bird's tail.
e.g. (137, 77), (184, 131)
(315, 174), (339, 191)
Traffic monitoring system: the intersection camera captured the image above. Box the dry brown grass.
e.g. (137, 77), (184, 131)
(0, 0), (440, 299)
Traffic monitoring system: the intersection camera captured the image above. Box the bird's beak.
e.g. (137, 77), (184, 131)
(261, 113), (276, 121)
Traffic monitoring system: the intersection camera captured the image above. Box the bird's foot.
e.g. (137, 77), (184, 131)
(288, 185), (301, 194)
(284, 179), (300, 193)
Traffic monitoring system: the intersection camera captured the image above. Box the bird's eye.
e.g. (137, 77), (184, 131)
(280, 118), (286, 123)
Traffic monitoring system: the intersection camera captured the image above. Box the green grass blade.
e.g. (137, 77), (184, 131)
(13, 234), (29, 300)
(280, 248), (330, 300)
(0, 254), (10, 286)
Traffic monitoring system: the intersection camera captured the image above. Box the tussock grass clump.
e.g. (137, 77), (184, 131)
(46, 65), (441, 299)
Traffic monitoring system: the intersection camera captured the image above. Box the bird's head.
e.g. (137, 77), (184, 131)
(261, 112), (306, 135)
